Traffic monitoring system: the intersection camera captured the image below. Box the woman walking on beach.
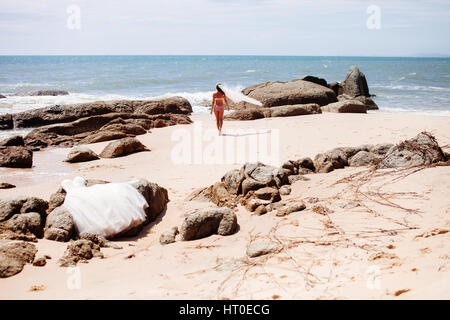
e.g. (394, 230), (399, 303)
(211, 83), (230, 136)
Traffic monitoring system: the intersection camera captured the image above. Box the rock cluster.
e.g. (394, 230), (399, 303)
(0, 97), (193, 149)
(226, 66), (378, 120)
(0, 177), (169, 277)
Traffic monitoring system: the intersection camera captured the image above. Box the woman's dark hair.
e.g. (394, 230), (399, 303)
(216, 84), (225, 95)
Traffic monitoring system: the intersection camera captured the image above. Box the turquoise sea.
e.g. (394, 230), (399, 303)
(0, 55), (449, 117)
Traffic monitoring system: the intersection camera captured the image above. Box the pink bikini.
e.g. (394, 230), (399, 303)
(213, 97), (225, 111)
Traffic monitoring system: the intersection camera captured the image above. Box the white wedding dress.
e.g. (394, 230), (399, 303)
(61, 177), (148, 238)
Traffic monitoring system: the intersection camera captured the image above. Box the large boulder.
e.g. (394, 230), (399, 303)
(378, 132), (446, 169)
(10, 97), (191, 129)
(0, 240), (37, 278)
(353, 96), (378, 110)
(226, 103), (322, 120)
(99, 137), (150, 158)
(221, 169), (245, 195)
(0, 197), (48, 223)
(133, 96), (192, 115)
(0, 146), (33, 168)
(180, 207), (237, 241)
(241, 79), (337, 108)
(58, 239), (103, 267)
(314, 148), (350, 173)
(12, 90), (69, 97)
(5, 212), (43, 238)
(0, 114), (13, 130)
(24, 112), (191, 148)
(129, 178), (169, 222)
(64, 146), (99, 163)
(321, 100), (367, 113)
(0, 135), (25, 147)
(224, 109), (265, 121)
(211, 182), (236, 208)
(341, 66), (370, 98)
(268, 104), (321, 117)
(299, 75), (327, 88)
(44, 206), (75, 242)
(238, 162), (288, 195)
(0, 94), (6, 99)
(348, 150), (382, 167)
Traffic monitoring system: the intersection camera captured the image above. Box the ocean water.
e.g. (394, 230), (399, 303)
(1, 55), (449, 120)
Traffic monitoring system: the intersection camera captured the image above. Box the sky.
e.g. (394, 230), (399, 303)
(0, 0), (449, 56)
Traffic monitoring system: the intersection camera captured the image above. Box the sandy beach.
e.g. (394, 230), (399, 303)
(1, 111), (449, 300)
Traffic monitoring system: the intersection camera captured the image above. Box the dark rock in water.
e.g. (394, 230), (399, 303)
(0, 114), (13, 130)
(0, 183), (16, 189)
(0, 135), (25, 147)
(377, 132), (446, 169)
(44, 206), (75, 242)
(353, 96), (378, 110)
(299, 75), (328, 88)
(0, 94), (6, 99)
(12, 90), (69, 97)
(241, 79), (337, 108)
(159, 227), (179, 245)
(341, 66), (370, 98)
(327, 82), (343, 96)
(0, 146), (33, 168)
(58, 239), (103, 267)
(134, 97), (192, 115)
(180, 207), (237, 241)
(0, 240), (37, 278)
(99, 137), (149, 158)
(64, 146), (99, 163)
(321, 100), (367, 113)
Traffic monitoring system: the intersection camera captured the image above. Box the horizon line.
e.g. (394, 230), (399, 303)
(0, 54), (449, 58)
